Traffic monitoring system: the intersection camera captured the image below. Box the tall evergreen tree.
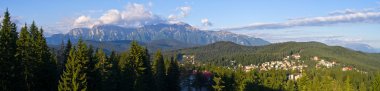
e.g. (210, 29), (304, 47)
(24, 23), (39, 91)
(0, 9), (20, 91)
(16, 25), (33, 90)
(296, 73), (310, 91)
(372, 72), (380, 91)
(167, 57), (180, 91)
(344, 76), (353, 91)
(58, 39), (72, 74)
(359, 82), (367, 91)
(131, 42), (156, 91)
(95, 48), (114, 90)
(64, 39), (72, 62)
(107, 51), (119, 90)
(153, 50), (167, 91)
(57, 40), (65, 73)
(212, 77), (225, 91)
(37, 28), (58, 90)
(284, 80), (296, 91)
(58, 39), (89, 91)
(86, 45), (98, 91)
(118, 51), (136, 91)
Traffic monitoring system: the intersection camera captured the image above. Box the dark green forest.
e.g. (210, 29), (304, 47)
(1, 10), (380, 91)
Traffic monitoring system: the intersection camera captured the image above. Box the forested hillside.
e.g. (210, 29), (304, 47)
(166, 41), (380, 71)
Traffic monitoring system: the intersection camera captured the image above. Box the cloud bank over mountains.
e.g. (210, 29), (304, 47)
(221, 8), (380, 31)
(69, 3), (197, 30)
(73, 3), (165, 28)
(168, 6), (191, 23)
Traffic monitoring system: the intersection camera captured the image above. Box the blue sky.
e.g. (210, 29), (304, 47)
(1, 0), (380, 48)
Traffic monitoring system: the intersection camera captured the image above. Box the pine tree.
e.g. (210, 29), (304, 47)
(59, 39), (72, 73)
(212, 77), (225, 91)
(57, 40), (65, 74)
(167, 57), (180, 91)
(86, 45), (98, 91)
(118, 51), (136, 91)
(153, 50), (167, 91)
(0, 9), (21, 91)
(284, 80), (295, 91)
(359, 82), (367, 91)
(58, 39), (89, 91)
(107, 51), (119, 90)
(64, 39), (72, 62)
(296, 73), (310, 91)
(133, 45), (156, 91)
(345, 76), (353, 91)
(23, 22), (39, 90)
(34, 26), (58, 90)
(16, 25), (33, 90)
(372, 72), (380, 91)
(95, 48), (114, 90)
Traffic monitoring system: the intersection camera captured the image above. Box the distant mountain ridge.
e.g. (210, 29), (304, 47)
(48, 39), (198, 54)
(46, 23), (270, 46)
(324, 39), (380, 53)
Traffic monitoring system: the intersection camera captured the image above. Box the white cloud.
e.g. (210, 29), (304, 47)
(329, 9), (357, 15)
(74, 15), (91, 25)
(201, 18), (213, 27)
(70, 3), (164, 28)
(99, 9), (121, 24)
(222, 10), (380, 31)
(73, 15), (95, 28)
(179, 6), (191, 17)
(120, 3), (163, 27)
(168, 6), (191, 23)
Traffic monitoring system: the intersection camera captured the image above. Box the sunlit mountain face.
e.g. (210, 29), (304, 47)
(46, 23), (269, 46)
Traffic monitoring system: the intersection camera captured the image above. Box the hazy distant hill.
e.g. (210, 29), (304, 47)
(324, 39), (380, 53)
(165, 41), (380, 71)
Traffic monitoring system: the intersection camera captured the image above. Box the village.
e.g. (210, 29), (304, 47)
(181, 53), (365, 81)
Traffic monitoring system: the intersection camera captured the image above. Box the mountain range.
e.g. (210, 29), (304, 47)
(46, 23), (270, 46)
(46, 23), (379, 53)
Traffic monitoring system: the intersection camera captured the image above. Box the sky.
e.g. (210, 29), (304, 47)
(1, 0), (380, 48)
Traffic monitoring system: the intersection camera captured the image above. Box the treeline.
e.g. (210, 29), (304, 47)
(0, 10), (181, 91)
(0, 10), (57, 90)
(184, 64), (380, 91)
(168, 41), (287, 66)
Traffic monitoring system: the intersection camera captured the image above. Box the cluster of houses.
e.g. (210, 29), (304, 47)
(342, 66), (367, 74)
(243, 54), (308, 73)
(182, 55), (196, 65)
(342, 66), (353, 71)
(288, 73), (303, 81)
(244, 54), (307, 80)
(181, 54), (367, 81)
(312, 56), (367, 73)
(312, 56), (337, 68)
